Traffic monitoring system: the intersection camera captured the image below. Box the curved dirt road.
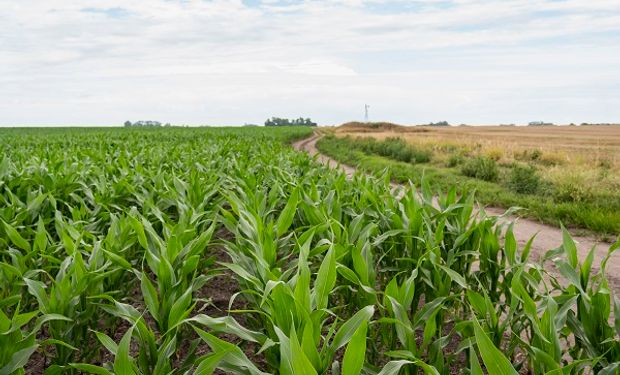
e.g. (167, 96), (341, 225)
(293, 133), (620, 289)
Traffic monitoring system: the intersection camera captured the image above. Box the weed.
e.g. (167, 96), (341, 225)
(447, 153), (464, 167)
(507, 163), (540, 194)
(461, 156), (499, 182)
(484, 147), (503, 161)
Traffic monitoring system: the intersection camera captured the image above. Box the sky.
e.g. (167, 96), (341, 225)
(0, 0), (619, 126)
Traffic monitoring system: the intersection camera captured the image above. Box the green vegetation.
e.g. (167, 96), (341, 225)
(317, 134), (620, 234)
(0, 126), (619, 374)
(461, 156), (499, 182)
(264, 117), (317, 126)
(427, 121), (450, 126)
(508, 163), (541, 194)
(353, 137), (431, 163)
(124, 120), (169, 127)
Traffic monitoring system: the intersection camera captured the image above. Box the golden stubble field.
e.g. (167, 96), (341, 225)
(336, 123), (620, 165)
(335, 123), (620, 197)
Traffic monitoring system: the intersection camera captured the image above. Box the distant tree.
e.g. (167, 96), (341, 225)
(304, 118), (317, 126)
(125, 120), (164, 127)
(428, 121), (450, 126)
(265, 117), (316, 127)
(134, 120), (162, 127)
(529, 121), (554, 126)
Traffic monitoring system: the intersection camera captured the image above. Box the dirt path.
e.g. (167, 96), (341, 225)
(293, 133), (620, 290)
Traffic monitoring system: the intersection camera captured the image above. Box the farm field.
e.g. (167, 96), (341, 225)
(1, 126), (620, 374)
(318, 123), (620, 236)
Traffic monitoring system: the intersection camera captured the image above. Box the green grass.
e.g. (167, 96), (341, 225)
(317, 134), (620, 236)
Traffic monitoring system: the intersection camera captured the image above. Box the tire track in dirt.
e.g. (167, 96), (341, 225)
(293, 133), (620, 291)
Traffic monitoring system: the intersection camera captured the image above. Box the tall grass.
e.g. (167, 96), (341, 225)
(317, 134), (620, 234)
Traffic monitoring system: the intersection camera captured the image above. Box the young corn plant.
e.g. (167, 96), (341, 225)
(552, 228), (620, 372)
(204, 227), (375, 374)
(0, 302), (71, 375)
(23, 246), (115, 366)
(220, 184), (301, 284)
(131, 212), (217, 334)
(73, 300), (230, 375)
(377, 266), (448, 374)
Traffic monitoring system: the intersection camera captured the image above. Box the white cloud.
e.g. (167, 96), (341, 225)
(0, 0), (618, 125)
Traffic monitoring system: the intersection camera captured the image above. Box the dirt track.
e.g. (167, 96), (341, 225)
(293, 133), (620, 290)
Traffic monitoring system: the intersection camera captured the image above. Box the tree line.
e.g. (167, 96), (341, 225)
(265, 117), (317, 127)
(124, 120), (171, 127)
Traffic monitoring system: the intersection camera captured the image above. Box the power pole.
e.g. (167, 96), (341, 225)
(364, 104), (370, 122)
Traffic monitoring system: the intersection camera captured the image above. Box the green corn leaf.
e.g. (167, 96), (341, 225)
(436, 264), (467, 289)
(294, 264), (312, 313)
(580, 245), (596, 288)
(26, 193), (47, 215)
(0, 345), (39, 375)
(330, 305), (374, 352)
(186, 314), (265, 343)
(521, 233), (536, 262)
(561, 225), (578, 269)
(470, 349), (483, 375)
(103, 249), (133, 270)
(31, 313), (72, 334)
(140, 272), (160, 323)
(377, 360), (414, 375)
(167, 287), (193, 330)
(0, 155), (10, 179)
(3, 221), (31, 252)
(194, 327), (268, 375)
(113, 326), (136, 375)
(275, 326), (294, 375)
(472, 319), (518, 375)
(314, 246), (336, 310)
(543, 359), (595, 375)
(377, 359), (439, 375)
(599, 362), (620, 375)
(290, 326), (318, 375)
(342, 320), (368, 375)
(23, 278), (49, 313)
(193, 348), (234, 375)
(466, 290), (487, 317)
(336, 265), (376, 294)
(67, 364), (114, 375)
(301, 322), (321, 370)
(531, 348), (561, 371)
(33, 217), (48, 253)
(276, 187), (299, 237)
(129, 215), (148, 250)
(614, 296), (620, 337)
(94, 331), (119, 355)
(38, 338), (78, 351)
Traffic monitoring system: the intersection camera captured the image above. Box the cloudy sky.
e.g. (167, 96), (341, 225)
(1, 0), (619, 126)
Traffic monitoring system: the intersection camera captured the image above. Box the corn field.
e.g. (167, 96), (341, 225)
(1, 127), (619, 374)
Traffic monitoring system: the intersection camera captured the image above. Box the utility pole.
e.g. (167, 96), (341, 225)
(364, 104), (370, 122)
